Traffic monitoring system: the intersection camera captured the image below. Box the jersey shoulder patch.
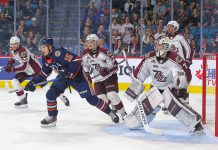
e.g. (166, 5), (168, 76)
(169, 52), (183, 64)
(55, 50), (61, 57)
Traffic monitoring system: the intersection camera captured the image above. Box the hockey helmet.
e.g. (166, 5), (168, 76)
(39, 37), (53, 46)
(167, 20), (179, 32)
(86, 34), (99, 42)
(154, 36), (171, 58)
(10, 36), (20, 45)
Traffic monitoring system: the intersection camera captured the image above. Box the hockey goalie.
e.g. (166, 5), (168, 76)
(123, 36), (205, 135)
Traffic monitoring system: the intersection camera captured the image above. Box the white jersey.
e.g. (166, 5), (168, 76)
(168, 33), (192, 65)
(11, 46), (41, 75)
(134, 52), (187, 90)
(82, 47), (118, 82)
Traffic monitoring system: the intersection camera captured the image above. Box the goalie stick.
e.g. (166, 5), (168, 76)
(122, 50), (162, 135)
(8, 79), (55, 93)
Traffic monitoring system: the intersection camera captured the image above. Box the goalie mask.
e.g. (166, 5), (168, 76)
(86, 34), (99, 53)
(154, 36), (171, 58)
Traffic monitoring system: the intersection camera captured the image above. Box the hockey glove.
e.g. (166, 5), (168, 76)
(5, 65), (14, 72)
(99, 67), (110, 77)
(7, 58), (15, 66)
(24, 81), (36, 92)
(59, 69), (74, 79)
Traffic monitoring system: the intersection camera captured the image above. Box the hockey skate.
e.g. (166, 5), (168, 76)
(108, 110), (119, 124)
(162, 107), (169, 114)
(60, 95), (70, 106)
(41, 116), (57, 128)
(121, 112), (127, 121)
(191, 122), (206, 135)
(14, 93), (28, 108)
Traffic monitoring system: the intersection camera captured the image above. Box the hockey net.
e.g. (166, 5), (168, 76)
(202, 53), (218, 137)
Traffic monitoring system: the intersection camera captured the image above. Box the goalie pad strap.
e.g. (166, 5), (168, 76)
(126, 88), (138, 99)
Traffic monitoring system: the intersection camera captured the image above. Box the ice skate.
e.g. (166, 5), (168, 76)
(121, 111), (127, 121)
(191, 122), (206, 135)
(108, 110), (119, 124)
(41, 116), (57, 128)
(162, 107), (169, 114)
(14, 93), (28, 108)
(60, 95), (70, 106)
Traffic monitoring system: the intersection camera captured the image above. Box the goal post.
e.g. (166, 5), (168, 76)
(202, 53), (218, 137)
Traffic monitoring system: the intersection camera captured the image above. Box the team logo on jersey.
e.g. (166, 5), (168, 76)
(55, 51), (61, 57)
(153, 70), (167, 82)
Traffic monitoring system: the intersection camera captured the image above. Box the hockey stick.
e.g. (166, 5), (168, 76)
(33, 79), (55, 87)
(122, 50), (162, 135)
(8, 89), (19, 93)
(8, 79), (55, 93)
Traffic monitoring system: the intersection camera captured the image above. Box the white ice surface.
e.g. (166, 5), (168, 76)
(0, 88), (218, 150)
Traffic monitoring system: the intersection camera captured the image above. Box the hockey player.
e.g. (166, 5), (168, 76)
(24, 37), (119, 127)
(163, 20), (193, 111)
(124, 36), (205, 135)
(5, 36), (70, 108)
(5, 36), (41, 107)
(82, 34), (127, 119)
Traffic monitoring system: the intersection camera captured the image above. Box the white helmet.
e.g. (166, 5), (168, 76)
(10, 36), (20, 45)
(154, 36), (171, 58)
(86, 34), (99, 42)
(167, 20), (179, 31)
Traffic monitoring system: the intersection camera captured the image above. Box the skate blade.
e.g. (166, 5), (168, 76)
(41, 122), (57, 128)
(191, 130), (206, 136)
(162, 111), (169, 115)
(14, 104), (28, 109)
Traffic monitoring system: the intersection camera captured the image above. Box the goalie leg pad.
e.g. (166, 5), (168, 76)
(123, 77), (144, 102)
(124, 106), (142, 129)
(163, 87), (202, 131)
(124, 105), (161, 129)
(140, 87), (164, 116)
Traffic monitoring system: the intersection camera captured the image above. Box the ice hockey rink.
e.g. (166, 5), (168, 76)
(0, 88), (218, 150)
